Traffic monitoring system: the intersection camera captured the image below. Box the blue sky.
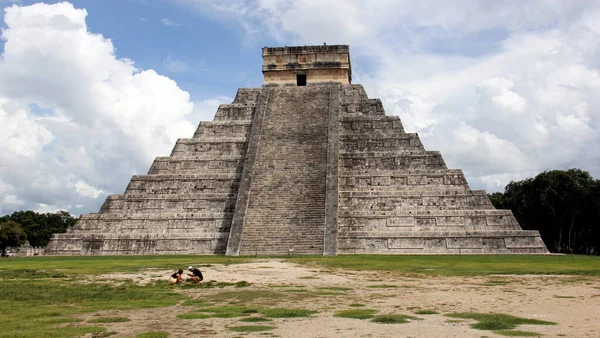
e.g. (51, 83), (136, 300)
(1, 0), (600, 215)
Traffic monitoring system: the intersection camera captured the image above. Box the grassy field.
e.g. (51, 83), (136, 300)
(289, 254), (600, 276)
(0, 254), (599, 337)
(2, 254), (599, 277)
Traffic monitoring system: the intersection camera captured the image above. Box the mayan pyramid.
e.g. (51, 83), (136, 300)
(45, 45), (548, 255)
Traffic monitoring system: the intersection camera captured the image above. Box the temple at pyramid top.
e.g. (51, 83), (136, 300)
(262, 44), (352, 85)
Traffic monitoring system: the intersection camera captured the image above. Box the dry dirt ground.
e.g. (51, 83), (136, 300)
(83, 260), (600, 338)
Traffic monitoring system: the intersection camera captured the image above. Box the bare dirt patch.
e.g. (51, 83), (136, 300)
(84, 260), (600, 337)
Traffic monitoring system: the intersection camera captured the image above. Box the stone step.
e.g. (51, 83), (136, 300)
(45, 233), (230, 255)
(193, 120), (252, 138)
(338, 231), (548, 254)
(340, 85), (368, 103)
(126, 174), (240, 194)
(340, 190), (487, 197)
(339, 209), (516, 217)
(340, 150), (437, 156)
(340, 152), (447, 170)
(148, 157), (244, 174)
(214, 104), (256, 121)
(170, 138), (248, 157)
(341, 98), (386, 117)
(340, 193), (493, 211)
(80, 212), (233, 220)
(339, 215), (520, 230)
(340, 171), (468, 189)
(340, 134), (424, 152)
(233, 88), (261, 105)
(132, 173), (241, 180)
(66, 212), (232, 234)
(100, 204), (235, 214)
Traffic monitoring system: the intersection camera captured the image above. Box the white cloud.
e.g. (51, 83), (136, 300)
(178, 0), (600, 192)
(0, 2), (198, 215)
(160, 18), (180, 27)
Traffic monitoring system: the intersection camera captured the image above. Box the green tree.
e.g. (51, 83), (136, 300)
(490, 169), (600, 254)
(0, 220), (27, 256)
(0, 210), (77, 247)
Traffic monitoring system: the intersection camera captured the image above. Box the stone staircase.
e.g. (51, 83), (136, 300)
(337, 85), (547, 254)
(236, 86), (331, 255)
(45, 88), (261, 255)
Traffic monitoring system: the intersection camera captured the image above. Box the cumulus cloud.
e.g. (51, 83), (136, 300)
(0, 2), (197, 215)
(178, 0), (600, 192)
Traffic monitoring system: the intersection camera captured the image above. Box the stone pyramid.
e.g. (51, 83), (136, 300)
(46, 45), (548, 255)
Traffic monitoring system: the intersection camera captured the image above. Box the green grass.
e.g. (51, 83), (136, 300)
(88, 316), (131, 323)
(446, 313), (556, 331)
(414, 309), (439, 315)
(367, 284), (398, 289)
(180, 299), (214, 307)
(0, 254), (593, 337)
(349, 303), (365, 307)
(239, 317), (272, 322)
(0, 255), (249, 276)
(288, 254), (600, 276)
(261, 308), (317, 318)
(207, 290), (284, 303)
(227, 325), (276, 333)
(317, 287), (353, 291)
(334, 309), (379, 319)
(0, 278), (185, 338)
(371, 314), (418, 324)
(177, 313), (212, 319)
(136, 332), (170, 338)
(483, 280), (511, 286)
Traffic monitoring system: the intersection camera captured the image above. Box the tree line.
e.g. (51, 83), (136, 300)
(0, 210), (77, 256)
(489, 169), (600, 255)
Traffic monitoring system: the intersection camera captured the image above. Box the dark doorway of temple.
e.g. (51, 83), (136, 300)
(296, 74), (306, 86)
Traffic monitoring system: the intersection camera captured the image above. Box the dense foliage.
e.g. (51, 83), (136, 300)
(0, 210), (77, 248)
(489, 169), (600, 255)
(0, 220), (27, 256)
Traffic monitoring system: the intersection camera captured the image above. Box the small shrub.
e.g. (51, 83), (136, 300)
(239, 317), (272, 323)
(227, 325), (276, 333)
(372, 314), (417, 324)
(446, 313), (556, 331)
(261, 308), (316, 318)
(177, 313), (211, 319)
(367, 285), (397, 289)
(414, 309), (438, 315)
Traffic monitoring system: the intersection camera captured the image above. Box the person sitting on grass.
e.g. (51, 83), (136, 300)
(187, 266), (203, 284)
(170, 269), (184, 284)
